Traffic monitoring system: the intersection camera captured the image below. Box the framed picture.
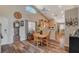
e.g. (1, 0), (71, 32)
(14, 12), (22, 19)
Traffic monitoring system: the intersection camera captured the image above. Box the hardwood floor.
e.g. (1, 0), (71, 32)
(1, 42), (29, 53)
(1, 41), (44, 53)
(27, 39), (68, 53)
(1, 40), (68, 53)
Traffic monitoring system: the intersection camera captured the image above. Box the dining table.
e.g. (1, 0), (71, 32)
(33, 32), (49, 38)
(33, 32), (50, 47)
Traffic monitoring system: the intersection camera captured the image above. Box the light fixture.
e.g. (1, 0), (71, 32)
(25, 6), (37, 14)
(41, 7), (50, 12)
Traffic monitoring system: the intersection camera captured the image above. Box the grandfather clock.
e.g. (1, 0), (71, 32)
(13, 12), (22, 42)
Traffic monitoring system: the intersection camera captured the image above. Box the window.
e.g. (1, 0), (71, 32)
(25, 6), (37, 14)
(28, 21), (36, 33)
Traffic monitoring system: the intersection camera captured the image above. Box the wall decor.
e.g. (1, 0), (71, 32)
(73, 17), (78, 26)
(20, 20), (24, 26)
(66, 17), (78, 26)
(14, 11), (22, 19)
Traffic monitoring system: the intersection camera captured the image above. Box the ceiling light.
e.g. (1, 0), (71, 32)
(41, 7), (49, 12)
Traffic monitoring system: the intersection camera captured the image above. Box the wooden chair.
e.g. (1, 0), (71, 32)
(33, 33), (42, 47)
(42, 31), (50, 49)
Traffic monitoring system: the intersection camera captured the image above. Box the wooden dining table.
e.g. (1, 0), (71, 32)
(33, 32), (50, 47)
(33, 32), (49, 38)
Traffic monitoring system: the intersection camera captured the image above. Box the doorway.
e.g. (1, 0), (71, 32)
(0, 23), (2, 52)
(28, 21), (36, 34)
(25, 20), (37, 40)
(0, 17), (9, 45)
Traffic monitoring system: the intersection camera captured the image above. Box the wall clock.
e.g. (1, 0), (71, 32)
(13, 21), (20, 28)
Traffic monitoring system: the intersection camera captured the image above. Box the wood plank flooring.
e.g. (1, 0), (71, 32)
(1, 41), (44, 53)
(27, 39), (68, 53)
(1, 40), (68, 53)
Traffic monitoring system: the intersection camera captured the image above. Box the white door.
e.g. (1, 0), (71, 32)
(0, 18), (9, 45)
(0, 23), (2, 52)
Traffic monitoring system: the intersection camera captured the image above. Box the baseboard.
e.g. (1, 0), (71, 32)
(1, 41), (13, 46)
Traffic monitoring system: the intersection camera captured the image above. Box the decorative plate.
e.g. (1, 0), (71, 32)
(14, 12), (22, 19)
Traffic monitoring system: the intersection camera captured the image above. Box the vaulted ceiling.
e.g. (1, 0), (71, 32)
(35, 5), (76, 18)
(0, 5), (78, 23)
(35, 5), (78, 23)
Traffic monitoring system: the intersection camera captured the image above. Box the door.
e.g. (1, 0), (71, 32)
(0, 18), (9, 45)
(0, 23), (2, 52)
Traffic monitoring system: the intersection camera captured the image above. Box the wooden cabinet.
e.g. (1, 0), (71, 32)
(69, 36), (79, 53)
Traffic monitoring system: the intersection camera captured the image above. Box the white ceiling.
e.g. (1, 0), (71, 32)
(0, 5), (78, 23)
(35, 5), (78, 23)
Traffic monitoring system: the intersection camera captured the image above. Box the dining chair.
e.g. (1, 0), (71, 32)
(33, 33), (42, 47)
(42, 31), (50, 49)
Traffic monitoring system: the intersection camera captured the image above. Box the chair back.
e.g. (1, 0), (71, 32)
(44, 31), (51, 40)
